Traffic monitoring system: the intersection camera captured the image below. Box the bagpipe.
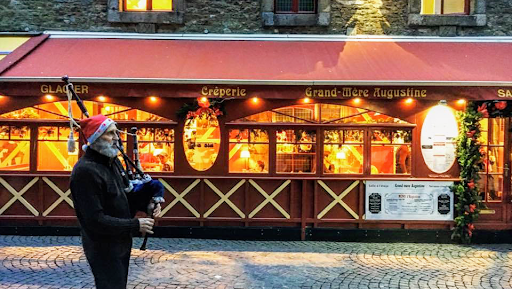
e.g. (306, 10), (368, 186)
(62, 76), (164, 250)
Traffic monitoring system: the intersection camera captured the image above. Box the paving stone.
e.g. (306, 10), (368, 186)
(1, 236), (512, 289)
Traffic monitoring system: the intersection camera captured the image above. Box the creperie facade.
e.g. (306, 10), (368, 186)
(1, 33), (512, 239)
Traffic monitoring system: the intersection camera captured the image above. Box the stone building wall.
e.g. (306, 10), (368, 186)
(0, 0), (511, 36)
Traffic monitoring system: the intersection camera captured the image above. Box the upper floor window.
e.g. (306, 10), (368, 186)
(262, 0), (329, 27)
(125, 0), (173, 11)
(275, 0), (315, 14)
(421, 0), (468, 15)
(108, 0), (184, 24)
(408, 0), (486, 28)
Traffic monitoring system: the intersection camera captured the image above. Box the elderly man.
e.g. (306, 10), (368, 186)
(70, 114), (163, 289)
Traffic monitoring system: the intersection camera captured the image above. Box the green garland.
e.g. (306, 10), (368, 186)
(450, 102), (486, 243)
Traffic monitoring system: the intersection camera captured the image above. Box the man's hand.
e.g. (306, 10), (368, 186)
(152, 203), (161, 217)
(147, 202), (162, 217)
(138, 218), (154, 234)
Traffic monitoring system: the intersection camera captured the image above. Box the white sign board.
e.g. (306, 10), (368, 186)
(421, 105), (458, 174)
(365, 181), (454, 221)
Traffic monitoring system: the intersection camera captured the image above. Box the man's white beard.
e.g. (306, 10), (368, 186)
(90, 138), (118, 158)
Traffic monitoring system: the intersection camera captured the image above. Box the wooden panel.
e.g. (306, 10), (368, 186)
(203, 179), (245, 218)
(0, 176), (40, 217)
(247, 179), (292, 219)
(315, 180), (360, 220)
(41, 177), (74, 217)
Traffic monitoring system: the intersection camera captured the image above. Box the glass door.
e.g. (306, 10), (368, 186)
(478, 117), (508, 203)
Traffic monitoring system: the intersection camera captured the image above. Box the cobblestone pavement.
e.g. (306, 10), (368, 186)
(0, 236), (511, 289)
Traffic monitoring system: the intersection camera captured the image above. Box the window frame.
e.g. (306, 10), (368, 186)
(274, 0), (316, 14)
(421, 0), (470, 15)
(227, 128), (270, 174)
(408, 0), (486, 28)
(123, 0), (173, 12)
(477, 118), (506, 203)
(108, 0), (184, 24)
(262, 0), (330, 27)
(0, 119), (176, 175)
(226, 122), (415, 178)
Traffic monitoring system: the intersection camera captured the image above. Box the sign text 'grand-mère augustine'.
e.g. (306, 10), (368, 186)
(305, 87), (428, 99)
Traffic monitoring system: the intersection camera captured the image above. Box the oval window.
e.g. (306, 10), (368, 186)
(183, 113), (220, 171)
(421, 104), (458, 174)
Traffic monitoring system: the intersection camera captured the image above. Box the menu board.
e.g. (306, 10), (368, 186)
(365, 181), (454, 220)
(421, 105), (458, 174)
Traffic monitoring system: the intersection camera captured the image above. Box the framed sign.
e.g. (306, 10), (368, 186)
(421, 104), (458, 174)
(365, 181), (454, 221)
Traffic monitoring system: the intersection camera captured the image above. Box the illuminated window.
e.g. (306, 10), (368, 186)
(229, 129), (269, 173)
(37, 126), (80, 171)
(276, 0), (315, 13)
(421, 0), (468, 15)
(371, 129), (412, 175)
(0, 126), (30, 171)
(184, 114), (220, 171)
(237, 104), (409, 125)
(124, 0), (173, 11)
(135, 128), (174, 172)
(324, 130), (363, 174)
(276, 129), (316, 173)
(477, 118), (504, 202)
(0, 101), (173, 122)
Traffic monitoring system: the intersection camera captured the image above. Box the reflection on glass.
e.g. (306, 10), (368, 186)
(37, 126), (79, 171)
(371, 129), (411, 174)
(229, 129), (269, 173)
(136, 128), (175, 172)
(234, 104), (409, 124)
(478, 118), (504, 202)
(152, 0), (173, 10)
(0, 126), (30, 171)
(490, 118), (505, 145)
(276, 129), (316, 173)
(274, 105), (317, 123)
(0, 101), (171, 122)
(324, 130), (363, 174)
(487, 175), (502, 201)
(478, 119), (488, 144)
(183, 114), (220, 171)
(126, 0), (146, 10)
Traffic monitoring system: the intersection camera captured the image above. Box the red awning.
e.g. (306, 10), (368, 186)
(1, 34), (512, 85)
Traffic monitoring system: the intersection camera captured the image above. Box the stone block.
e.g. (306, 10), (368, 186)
(438, 25), (457, 36)
(261, 12), (274, 26)
(317, 12), (330, 26)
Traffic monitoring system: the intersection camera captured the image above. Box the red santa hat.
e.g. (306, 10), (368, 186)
(80, 115), (116, 151)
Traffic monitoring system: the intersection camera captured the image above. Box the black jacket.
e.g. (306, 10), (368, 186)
(70, 148), (140, 242)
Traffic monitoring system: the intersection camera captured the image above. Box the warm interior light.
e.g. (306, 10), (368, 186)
(405, 98), (414, 104)
(200, 97), (208, 103)
(353, 98), (361, 104)
(252, 97), (259, 104)
(303, 97), (311, 104)
(240, 150), (251, 158)
(336, 151), (346, 160)
(44, 94), (55, 101)
(105, 106), (111, 112)
(97, 96), (106, 102)
(457, 99), (466, 105)
(149, 96), (158, 103)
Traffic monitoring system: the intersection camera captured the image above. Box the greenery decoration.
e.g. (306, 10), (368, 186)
(176, 97), (226, 120)
(450, 102), (487, 243)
